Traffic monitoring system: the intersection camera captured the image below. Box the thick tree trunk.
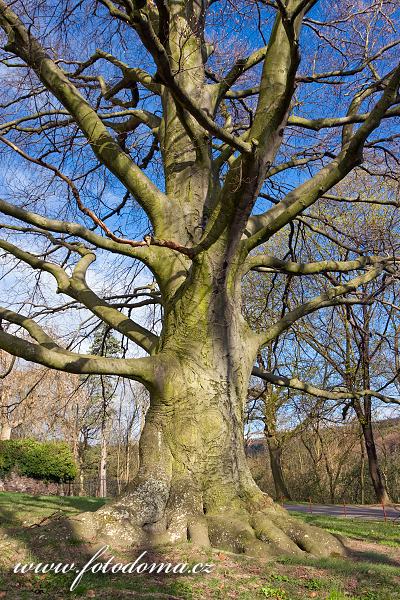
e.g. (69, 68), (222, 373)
(75, 338), (342, 556)
(362, 422), (391, 505)
(74, 258), (343, 558)
(266, 437), (292, 501)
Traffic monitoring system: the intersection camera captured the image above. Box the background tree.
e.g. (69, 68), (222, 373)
(245, 179), (400, 504)
(246, 414), (400, 505)
(304, 300), (394, 504)
(0, 346), (147, 496)
(0, 350), (16, 440)
(113, 379), (148, 494)
(88, 325), (122, 497)
(247, 383), (294, 501)
(0, 0), (398, 556)
(0, 350), (84, 442)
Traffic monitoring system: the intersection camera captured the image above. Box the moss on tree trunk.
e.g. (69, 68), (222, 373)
(74, 280), (343, 558)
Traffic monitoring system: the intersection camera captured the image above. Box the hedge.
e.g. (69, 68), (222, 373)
(0, 439), (77, 482)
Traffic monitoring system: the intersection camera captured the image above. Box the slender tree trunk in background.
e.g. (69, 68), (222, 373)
(98, 416), (107, 498)
(78, 432), (89, 497)
(360, 431), (366, 505)
(0, 363), (9, 441)
(0, 380), (12, 439)
(362, 420), (390, 505)
(258, 353), (292, 502)
(321, 450), (336, 505)
(360, 303), (391, 505)
(72, 408), (80, 494)
(78, 440), (86, 496)
(116, 398), (122, 495)
(352, 398), (391, 504)
(301, 428), (326, 503)
(124, 441), (130, 486)
(266, 436), (292, 501)
(79, 469), (85, 497)
(123, 412), (136, 487)
(0, 421), (12, 440)
(345, 303), (391, 505)
(116, 451), (121, 495)
(71, 403), (84, 496)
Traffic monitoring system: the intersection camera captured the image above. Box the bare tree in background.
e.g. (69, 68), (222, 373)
(0, 350), (82, 441)
(0, 350), (16, 439)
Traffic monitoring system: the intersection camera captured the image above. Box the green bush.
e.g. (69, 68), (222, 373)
(0, 439), (77, 482)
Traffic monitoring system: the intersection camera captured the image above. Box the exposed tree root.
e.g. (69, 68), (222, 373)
(71, 484), (344, 559)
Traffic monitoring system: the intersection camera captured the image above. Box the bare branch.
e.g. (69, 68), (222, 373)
(287, 105), (400, 131)
(0, 327), (154, 383)
(0, 198), (170, 268)
(245, 63), (400, 248)
(0, 136), (193, 258)
(259, 266), (384, 346)
(252, 368), (400, 406)
(245, 254), (390, 276)
(0, 0), (169, 232)
(0, 237), (159, 353)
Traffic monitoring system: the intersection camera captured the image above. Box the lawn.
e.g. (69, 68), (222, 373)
(0, 491), (106, 526)
(0, 492), (399, 599)
(289, 511), (400, 548)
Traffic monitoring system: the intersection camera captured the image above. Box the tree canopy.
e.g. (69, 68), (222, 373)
(0, 0), (398, 388)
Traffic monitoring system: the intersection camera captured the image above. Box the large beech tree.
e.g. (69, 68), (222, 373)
(0, 0), (399, 556)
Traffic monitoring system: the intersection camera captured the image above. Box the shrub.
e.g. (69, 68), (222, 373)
(0, 439), (77, 482)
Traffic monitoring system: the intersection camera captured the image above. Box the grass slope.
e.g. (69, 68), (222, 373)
(0, 491), (106, 526)
(290, 512), (400, 548)
(0, 492), (399, 600)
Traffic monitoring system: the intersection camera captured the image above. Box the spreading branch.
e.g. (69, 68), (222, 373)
(259, 266), (384, 347)
(0, 237), (158, 353)
(252, 368), (400, 406)
(0, 0), (169, 232)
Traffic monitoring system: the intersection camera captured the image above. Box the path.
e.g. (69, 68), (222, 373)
(285, 502), (400, 520)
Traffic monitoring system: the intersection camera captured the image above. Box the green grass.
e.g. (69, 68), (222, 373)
(276, 553), (400, 600)
(292, 511), (400, 547)
(0, 492), (399, 599)
(0, 490), (105, 526)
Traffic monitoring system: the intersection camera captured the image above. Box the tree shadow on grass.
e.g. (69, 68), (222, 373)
(0, 509), (216, 599)
(0, 493), (106, 529)
(2, 498), (399, 599)
(349, 547), (400, 567)
(0, 492), (105, 511)
(281, 542), (400, 587)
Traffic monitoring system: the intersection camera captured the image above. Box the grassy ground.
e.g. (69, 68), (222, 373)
(0, 491), (106, 526)
(0, 492), (399, 599)
(290, 511), (400, 548)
